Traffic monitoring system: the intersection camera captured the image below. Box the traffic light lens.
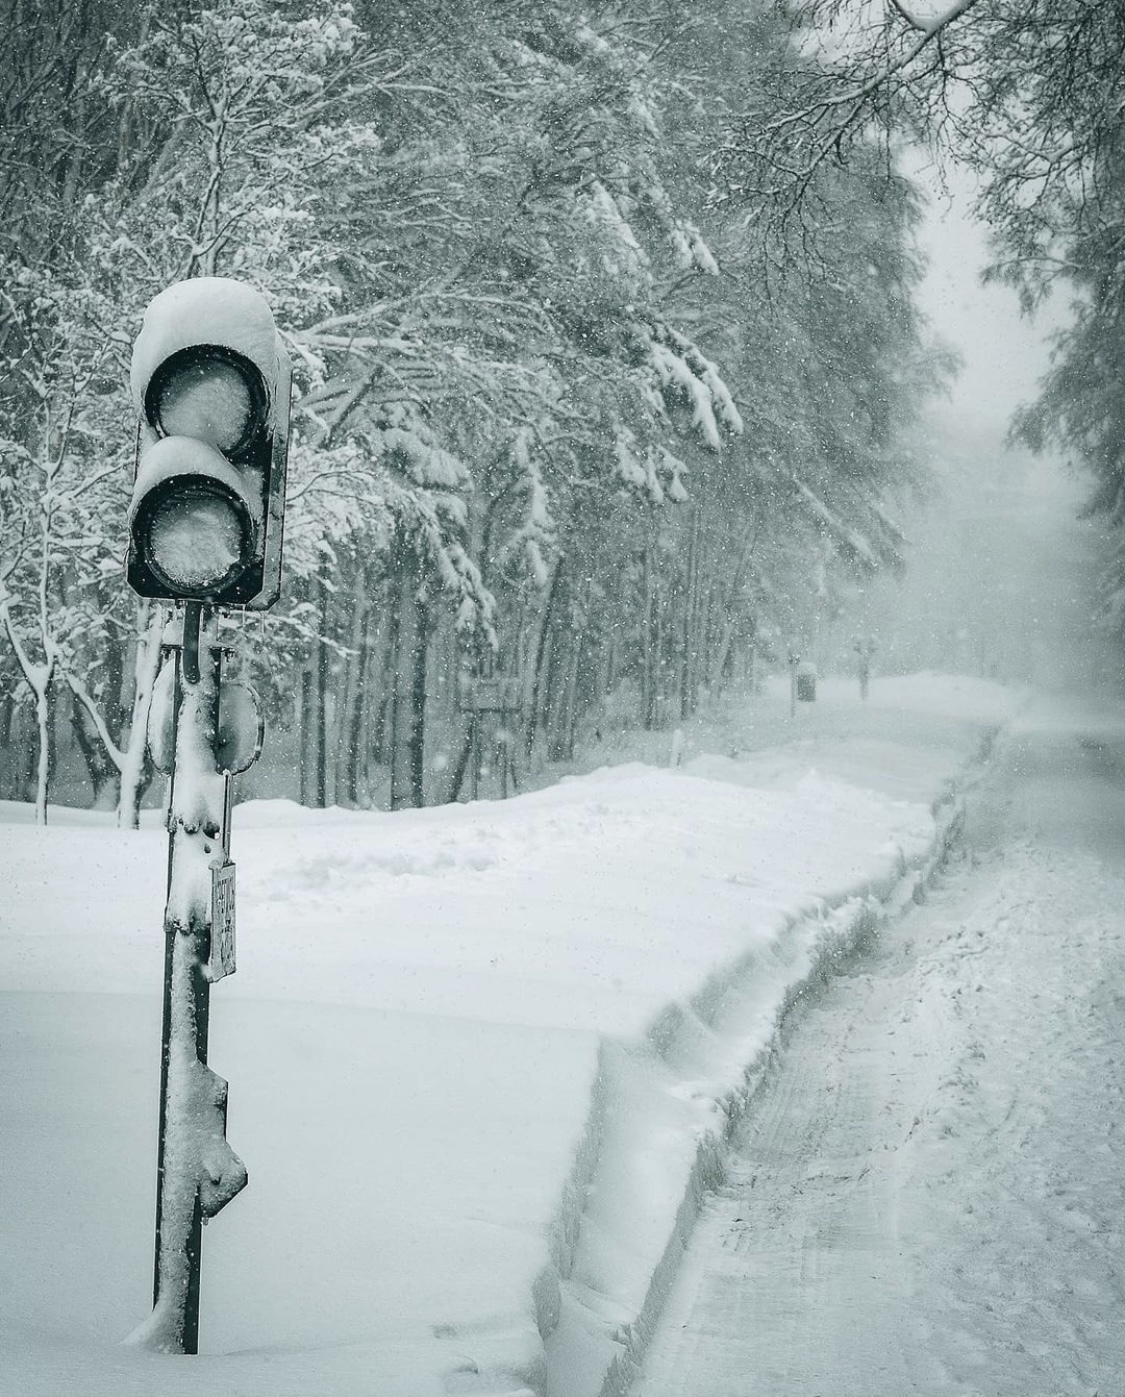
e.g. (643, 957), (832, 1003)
(142, 481), (253, 597)
(147, 347), (268, 457)
(155, 360), (255, 453)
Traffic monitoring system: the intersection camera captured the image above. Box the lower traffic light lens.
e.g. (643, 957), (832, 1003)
(140, 479), (254, 598)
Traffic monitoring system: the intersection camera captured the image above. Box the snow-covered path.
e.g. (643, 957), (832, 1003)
(634, 696), (1125, 1397)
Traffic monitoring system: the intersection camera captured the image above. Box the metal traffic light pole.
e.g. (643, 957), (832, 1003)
(127, 605), (247, 1354)
(123, 278), (288, 1353)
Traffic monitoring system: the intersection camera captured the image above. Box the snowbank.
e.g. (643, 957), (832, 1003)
(0, 675), (1014, 1396)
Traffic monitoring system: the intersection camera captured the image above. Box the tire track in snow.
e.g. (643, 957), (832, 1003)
(633, 934), (953, 1397)
(634, 718), (1124, 1397)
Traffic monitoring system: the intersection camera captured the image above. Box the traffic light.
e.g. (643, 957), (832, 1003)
(127, 277), (291, 609)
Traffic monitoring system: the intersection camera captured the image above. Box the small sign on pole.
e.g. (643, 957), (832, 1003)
(459, 676), (522, 713)
(210, 860), (237, 981)
(457, 673), (523, 799)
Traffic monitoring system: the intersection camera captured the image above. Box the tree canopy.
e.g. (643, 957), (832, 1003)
(712, 0), (1124, 629)
(0, 0), (972, 817)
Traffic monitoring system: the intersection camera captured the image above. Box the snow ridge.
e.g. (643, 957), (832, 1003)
(539, 774), (976, 1397)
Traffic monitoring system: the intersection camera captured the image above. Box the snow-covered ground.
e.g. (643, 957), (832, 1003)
(634, 693), (1125, 1397)
(1, 673), (1118, 1397)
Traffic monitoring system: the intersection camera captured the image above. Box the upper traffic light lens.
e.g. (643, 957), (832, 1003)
(146, 347), (268, 457)
(138, 478), (254, 598)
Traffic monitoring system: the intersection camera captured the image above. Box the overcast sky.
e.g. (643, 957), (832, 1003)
(911, 163), (1060, 441)
(878, 162), (1103, 690)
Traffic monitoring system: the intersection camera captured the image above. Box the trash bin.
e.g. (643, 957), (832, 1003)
(796, 661), (817, 703)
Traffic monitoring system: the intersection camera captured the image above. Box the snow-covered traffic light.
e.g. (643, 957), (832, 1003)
(127, 278), (290, 608)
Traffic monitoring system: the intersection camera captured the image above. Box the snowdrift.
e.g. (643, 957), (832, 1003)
(0, 675), (1014, 1397)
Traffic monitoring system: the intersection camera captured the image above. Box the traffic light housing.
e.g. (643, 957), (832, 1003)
(127, 278), (291, 609)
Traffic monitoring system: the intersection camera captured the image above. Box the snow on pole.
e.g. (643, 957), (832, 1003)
(124, 609), (247, 1355)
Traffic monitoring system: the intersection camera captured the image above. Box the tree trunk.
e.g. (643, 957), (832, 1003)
(17, 706), (37, 805)
(314, 571), (329, 807)
(376, 576), (400, 773)
(299, 667), (314, 805)
(297, 566), (329, 808)
(34, 671), (53, 825)
(565, 634), (585, 760)
(547, 583), (584, 762)
(708, 531), (757, 692)
(345, 604), (372, 806)
(299, 568), (330, 808)
(545, 635), (570, 762)
(72, 696), (118, 809)
(336, 560), (369, 806)
(526, 556), (565, 761)
(641, 542), (658, 730)
(408, 586), (433, 809)
(118, 601), (164, 829)
(0, 694), (15, 798)
(653, 601), (665, 727)
(680, 502), (703, 721)
(389, 530), (428, 811)
(446, 723), (475, 804)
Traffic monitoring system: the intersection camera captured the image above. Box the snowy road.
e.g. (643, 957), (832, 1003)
(634, 695), (1124, 1397)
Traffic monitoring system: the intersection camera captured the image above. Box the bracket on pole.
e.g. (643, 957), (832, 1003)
(182, 601), (203, 686)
